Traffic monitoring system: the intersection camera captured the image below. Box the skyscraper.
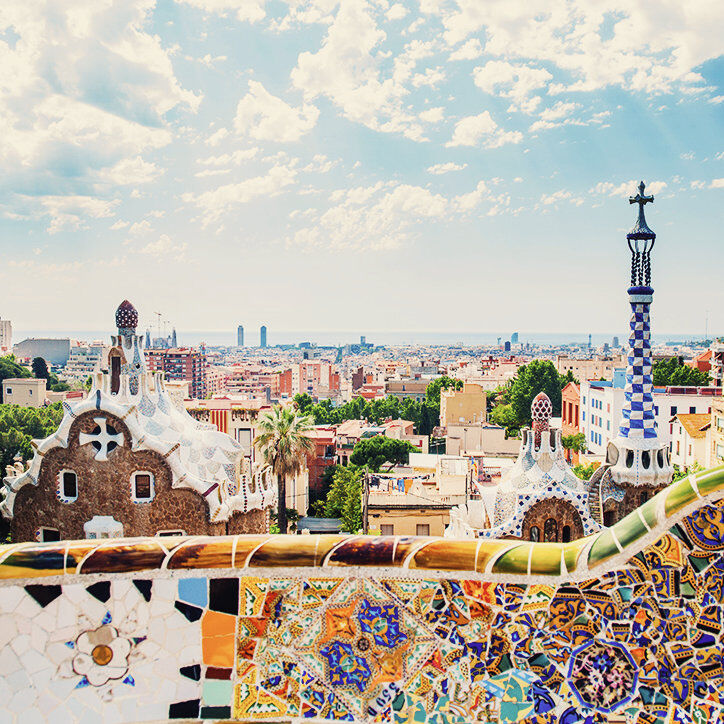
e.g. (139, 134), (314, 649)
(237, 325), (244, 347)
(510, 332), (519, 344)
(260, 325), (267, 348)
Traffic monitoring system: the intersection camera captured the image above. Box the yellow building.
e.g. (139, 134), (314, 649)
(711, 395), (724, 465)
(3, 378), (46, 407)
(440, 382), (487, 426)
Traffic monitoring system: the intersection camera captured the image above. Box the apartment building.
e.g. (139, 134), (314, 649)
(3, 378), (46, 407)
(669, 413), (710, 469)
(146, 347), (207, 399)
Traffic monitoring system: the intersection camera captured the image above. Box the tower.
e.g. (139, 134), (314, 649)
(145, 329), (151, 349)
(171, 328), (177, 347)
(590, 182), (673, 525)
(237, 325), (244, 347)
(260, 325), (267, 348)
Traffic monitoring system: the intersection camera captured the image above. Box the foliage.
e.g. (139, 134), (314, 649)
(572, 463), (597, 481)
(425, 376), (462, 406)
(254, 405), (314, 534)
(562, 432), (587, 453)
(340, 469), (363, 534)
(672, 462), (703, 482)
(305, 391), (438, 435)
(0, 403), (64, 474)
(31, 357), (49, 379)
(293, 393), (314, 415)
(349, 436), (415, 472)
(489, 403), (520, 437)
(0, 356), (32, 402)
(324, 465), (361, 519)
(509, 360), (563, 426)
(653, 357), (711, 387)
(559, 369), (579, 387)
(269, 508), (300, 533)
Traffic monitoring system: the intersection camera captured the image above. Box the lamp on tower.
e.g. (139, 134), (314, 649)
(627, 181), (655, 288)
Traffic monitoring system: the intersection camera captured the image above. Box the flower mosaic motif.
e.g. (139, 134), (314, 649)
(357, 602), (408, 648)
(568, 639), (637, 712)
(72, 624), (131, 686)
(320, 640), (372, 692)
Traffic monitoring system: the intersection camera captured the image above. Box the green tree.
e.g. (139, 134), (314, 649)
(672, 462), (703, 482)
(31, 357), (50, 380)
(559, 369), (579, 387)
(509, 359), (563, 426)
(653, 357), (711, 387)
(0, 356), (32, 402)
(425, 376), (463, 406)
(572, 463), (597, 481)
(341, 469), (363, 533)
(293, 393), (314, 415)
(349, 436), (415, 472)
(489, 403), (520, 437)
(562, 432), (587, 454)
(324, 465), (358, 518)
(254, 405), (314, 534)
(269, 508), (300, 533)
(0, 403), (64, 473)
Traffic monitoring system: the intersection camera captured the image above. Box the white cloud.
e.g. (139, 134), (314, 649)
(182, 164), (298, 225)
(197, 148), (260, 166)
(176, 0), (267, 23)
(110, 220), (130, 230)
(529, 101), (581, 132)
(234, 81), (319, 142)
(427, 162), (467, 175)
(35, 195), (120, 234)
(419, 107), (444, 123)
(137, 234), (188, 258)
(590, 180), (668, 198)
(446, 112), (523, 149)
(449, 39), (482, 61)
(386, 4), (407, 21)
(473, 61), (551, 113)
(99, 157), (164, 186)
(711, 179), (724, 189)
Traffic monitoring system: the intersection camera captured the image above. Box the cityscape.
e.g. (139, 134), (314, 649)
(1, 2), (724, 724)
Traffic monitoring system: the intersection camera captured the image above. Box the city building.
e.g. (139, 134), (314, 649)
(3, 378), (46, 407)
(260, 325), (267, 348)
(580, 375), (718, 455)
(440, 382), (486, 426)
(669, 413), (710, 469)
(305, 426), (337, 500)
(13, 337), (71, 366)
(60, 344), (108, 382)
(1, 301), (275, 542)
(279, 361), (341, 400)
(710, 394), (724, 466)
(385, 379), (428, 402)
(367, 454), (470, 536)
(146, 347), (207, 399)
(555, 354), (624, 381)
(237, 325), (244, 347)
(561, 381), (581, 463)
(0, 317), (12, 353)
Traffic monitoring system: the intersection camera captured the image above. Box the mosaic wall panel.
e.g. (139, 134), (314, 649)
(2, 467), (724, 723)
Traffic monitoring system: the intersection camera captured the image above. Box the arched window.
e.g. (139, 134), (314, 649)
(562, 525), (571, 543)
(530, 526), (540, 542)
(603, 509), (616, 527)
(58, 470), (78, 502)
(544, 518), (558, 542)
(131, 472), (154, 502)
(109, 351), (122, 394)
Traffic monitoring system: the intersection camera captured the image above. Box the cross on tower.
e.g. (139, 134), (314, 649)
(79, 417), (124, 461)
(629, 180), (654, 224)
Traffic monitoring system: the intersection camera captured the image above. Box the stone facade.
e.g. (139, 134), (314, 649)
(520, 497), (584, 542)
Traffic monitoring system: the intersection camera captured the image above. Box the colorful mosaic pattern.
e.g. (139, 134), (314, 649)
(2, 467), (724, 722)
(619, 291), (656, 440)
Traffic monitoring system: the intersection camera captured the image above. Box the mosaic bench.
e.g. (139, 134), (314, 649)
(2, 466), (724, 723)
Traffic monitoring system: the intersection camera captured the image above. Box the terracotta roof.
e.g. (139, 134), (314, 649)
(674, 413), (711, 439)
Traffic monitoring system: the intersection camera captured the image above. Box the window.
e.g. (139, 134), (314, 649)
(530, 526), (540, 542)
(38, 527), (60, 542)
(676, 441), (680, 455)
(6, 387), (11, 395)
(29, 390), (32, 395)
(562, 526), (571, 543)
(156, 530), (187, 536)
(689, 406), (696, 414)
(58, 470), (78, 502)
(544, 518), (558, 542)
(416, 524), (430, 536)
(603, 510), (616, 526)
(670, 406), (677, 415)
(380, 524), (394, 536)
(131, 472), (154, 502)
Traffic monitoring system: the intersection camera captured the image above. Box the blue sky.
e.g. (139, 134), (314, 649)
(1, 0), (723, 339)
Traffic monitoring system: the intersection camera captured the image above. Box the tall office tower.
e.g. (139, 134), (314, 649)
(613, 336), (620, 347)
(237, 325), (244, 347)
(588, 333), (592, 350)
(260, 325), (267, 348)
(0, 317), (12, 352)
(360, 335), (366, 345)
(511, 332), (519, 344)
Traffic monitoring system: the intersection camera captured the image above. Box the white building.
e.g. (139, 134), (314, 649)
(580, 370), (719, 455)
(669, 413), (710, 469)
(0, 318), (12, 353)
(60, 344), (108, 382)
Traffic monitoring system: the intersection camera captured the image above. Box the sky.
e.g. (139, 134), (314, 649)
(1, 0), (723, 342)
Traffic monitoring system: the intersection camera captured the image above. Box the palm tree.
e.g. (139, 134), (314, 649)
(254, 405), (314, 534)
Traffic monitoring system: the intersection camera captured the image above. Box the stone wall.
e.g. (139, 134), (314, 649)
(2, 466), (724, 723)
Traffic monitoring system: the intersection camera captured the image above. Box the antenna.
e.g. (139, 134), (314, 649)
(154, 311), (161, 339)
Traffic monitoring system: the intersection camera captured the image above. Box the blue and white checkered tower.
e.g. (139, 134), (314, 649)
(607, 182), (673, 486)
